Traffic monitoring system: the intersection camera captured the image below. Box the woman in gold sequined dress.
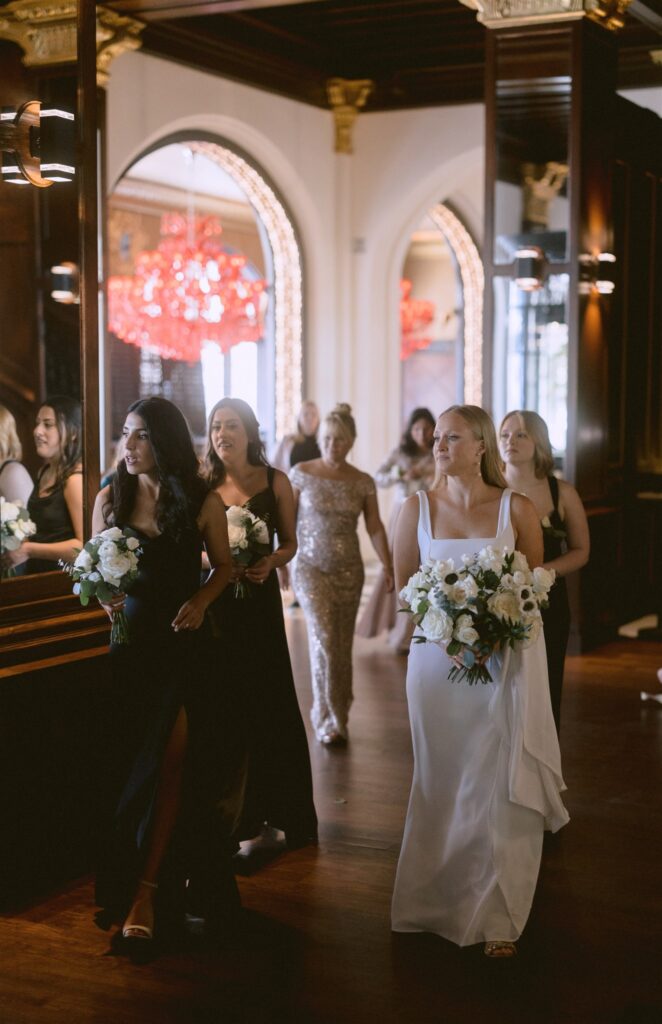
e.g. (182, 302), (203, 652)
(290, 404), (393, 746)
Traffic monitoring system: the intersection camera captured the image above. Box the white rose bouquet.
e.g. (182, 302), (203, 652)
(225, 505), (270, 598)
(59, 526), (142, 644)
(399, 545), (555, 684)
(1, 497), (37, 577)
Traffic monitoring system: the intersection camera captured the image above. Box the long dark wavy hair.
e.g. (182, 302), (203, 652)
(39, 395), (82, 490)
(205, 397), (269, 488)
(106, 397), (206, 539)
(399, 406), (436, 457)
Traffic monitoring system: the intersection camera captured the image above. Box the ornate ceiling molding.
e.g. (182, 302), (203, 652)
(326, 78), (374, 154)
(457, 0), (633, 31)
(0, 1), (145, 85)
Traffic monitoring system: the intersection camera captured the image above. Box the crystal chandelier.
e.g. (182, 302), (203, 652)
(400, 278), (436, 360)
(107, 213), (266, 363)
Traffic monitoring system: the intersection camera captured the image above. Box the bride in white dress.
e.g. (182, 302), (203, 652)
(391, 405), (569, 957)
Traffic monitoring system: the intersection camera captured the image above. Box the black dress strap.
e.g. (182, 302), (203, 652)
(267, 465), (275, 489)
(548, 475), (560, 511)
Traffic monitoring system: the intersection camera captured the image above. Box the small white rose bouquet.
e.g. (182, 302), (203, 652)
(226, 505), (270, 598)
(59, 526), (142, 644)
(400, 546), (555, 684)
(1, 497), (37, 577)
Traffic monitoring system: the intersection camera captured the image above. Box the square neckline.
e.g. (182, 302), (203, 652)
(419, 488), (511, 543)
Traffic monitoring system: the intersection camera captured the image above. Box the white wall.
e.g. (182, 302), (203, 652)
(106, 51), (485, 481)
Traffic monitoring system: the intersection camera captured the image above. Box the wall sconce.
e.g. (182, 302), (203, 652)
(0, 101), (75, 188)
(50, 262), (80, 304)
(513, 246), (546, 291)
(579, 252), (616, 295)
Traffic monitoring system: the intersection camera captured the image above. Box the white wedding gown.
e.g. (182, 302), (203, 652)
(391, 489), (569, 946)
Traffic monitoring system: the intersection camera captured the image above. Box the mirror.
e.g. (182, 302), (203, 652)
(0, 40), (81, 586)
(489, 32), (572, 467)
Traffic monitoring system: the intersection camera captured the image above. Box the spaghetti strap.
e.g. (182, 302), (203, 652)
(495, 488), (512, 538)
(548, 475), (560, 512)
(267, 465), (275, 489)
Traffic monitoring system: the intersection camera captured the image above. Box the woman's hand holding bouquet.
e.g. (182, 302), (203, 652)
(399, 545), (555, 684)
(60, 526), (142, 644)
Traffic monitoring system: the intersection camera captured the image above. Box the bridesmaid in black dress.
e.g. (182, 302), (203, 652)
(204, 397), (317, 859)
(92, 397), (233, 947)
(499, 410), (590, 733)
(0, 396), (83, 576)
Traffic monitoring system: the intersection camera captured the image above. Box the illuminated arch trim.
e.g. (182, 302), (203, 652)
(191, 140), (303, 438)
(428, 203), (484, 406)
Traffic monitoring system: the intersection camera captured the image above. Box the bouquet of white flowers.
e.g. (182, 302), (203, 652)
(226, 504), (270, 598)
(60, 526), (142, 644)
(399, 546), (555, 684)
(0, 497), (37, 577)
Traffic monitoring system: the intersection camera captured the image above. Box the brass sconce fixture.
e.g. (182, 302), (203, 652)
(0, 100), (75, 187)
(579, 252), (616, 295)
(513, 246), (547, 291)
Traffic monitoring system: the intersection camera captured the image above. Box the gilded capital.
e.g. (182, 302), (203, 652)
(326, 78), (374, 154)
(457, 0), (633, 31)
(0, 1), (145, 85)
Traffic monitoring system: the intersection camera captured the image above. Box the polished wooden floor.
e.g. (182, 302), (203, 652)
(1, 615), (662, 1024)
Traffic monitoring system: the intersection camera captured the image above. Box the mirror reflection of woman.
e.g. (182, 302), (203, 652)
(357, 407), (435, 653)
(499, 410), (590, 733)
(1, 396), (83, 575)
(391, 405), (568, 957)
(203, 397), (317, 860)
(92, 397), (234, 948)
(0, 404), (33, 506)
(290, 404), (394, 746)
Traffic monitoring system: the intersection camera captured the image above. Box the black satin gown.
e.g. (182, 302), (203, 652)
(95, 525), (238, 924)
(205, 469), (318, 847)
(541, 476), (571, 735)
(25, 469), (82, 575)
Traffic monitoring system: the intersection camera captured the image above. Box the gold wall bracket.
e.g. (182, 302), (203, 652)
(326, 78), (374, 155)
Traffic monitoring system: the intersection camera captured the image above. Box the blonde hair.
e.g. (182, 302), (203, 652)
(0, 404), (23, 462)
(500, 409), (555, 478)
(324, 403), (356, 446)
(441, 404), (507, 489)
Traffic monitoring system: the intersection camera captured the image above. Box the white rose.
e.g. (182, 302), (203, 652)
(477, 546), (504, 575)
(226, 505), (246, 525)
(454, 613), (479, 646)
(253, 519), (269, 545)
(228, 524), (248, 549)
(74, 549), (94, 571)
(532, 565), (555, 596)
(446, 582), (471, 608)
(400, 570), (429, 608)
(97, 542), (133, 582)
(101, 526), (123, 542)
(125, 536), (140, 550)
(420, 606), (453, 644)
(487, 589), (522, 622)
(0, 500), (19, 524)
(511, 550), (530, 573)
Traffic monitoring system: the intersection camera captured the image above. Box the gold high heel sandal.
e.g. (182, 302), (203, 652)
(122, 880), (158, 941)
(484, 941), (517, 958)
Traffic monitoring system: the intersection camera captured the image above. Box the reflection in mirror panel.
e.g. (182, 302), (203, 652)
(492, 274), (569, 465)
(0, 37), (81, 586)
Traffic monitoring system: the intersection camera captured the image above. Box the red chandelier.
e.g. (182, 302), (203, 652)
(400, 278), (436, 361)
(107, 213), (267, 363)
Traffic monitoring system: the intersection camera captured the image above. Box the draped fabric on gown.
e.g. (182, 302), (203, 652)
(391, 489), (569, 946)
(205, 470), (317, 846)
(95, 526), (237, 920)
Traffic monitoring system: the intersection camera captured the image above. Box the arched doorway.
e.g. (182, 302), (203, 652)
(103, 134), (303, 468)
(399, 203), (483, 423)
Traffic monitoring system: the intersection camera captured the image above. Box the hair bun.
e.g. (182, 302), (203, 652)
(333, 402), (352, 416)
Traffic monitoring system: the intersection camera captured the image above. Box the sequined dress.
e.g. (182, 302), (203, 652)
(391, 490), (568, 946)
(290, 465), (376, 741)
(356, 447), (435, 650)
